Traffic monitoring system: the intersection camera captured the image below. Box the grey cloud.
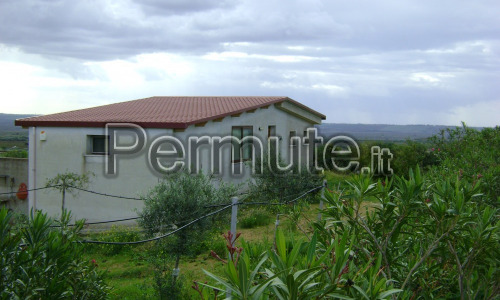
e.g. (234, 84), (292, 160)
(135, 0), (236, 16)
(1, 0), (499, 61)
(0, 0), (498, 126)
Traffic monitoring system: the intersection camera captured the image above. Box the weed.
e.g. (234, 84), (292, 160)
(239, 208), (273, 229)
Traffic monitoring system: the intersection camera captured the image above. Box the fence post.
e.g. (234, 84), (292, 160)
(227, 196), (238, 299)
(230, 196), (238, 244)
(273, 213), (280, 250)
(317, 180), (327, 221)
(172, 256), (180, 283)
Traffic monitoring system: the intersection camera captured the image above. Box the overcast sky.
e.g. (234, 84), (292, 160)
(1, 0), (498, 126)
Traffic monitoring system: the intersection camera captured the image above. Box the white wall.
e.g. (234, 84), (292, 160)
(30, 103), (318, 221)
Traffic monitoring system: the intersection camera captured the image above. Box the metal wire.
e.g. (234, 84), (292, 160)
(0, 185), (60, 196)
(76, 184), (323, 245)
(66, 186), (143, 200)
(50, 216), (140, 227)
(10, 183), (323, 246)
(78, 203), (233, 245)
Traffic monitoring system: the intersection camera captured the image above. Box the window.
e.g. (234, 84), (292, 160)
(88, 135), (108, 155)
(232, 126), (253, 162)
(268, 125), (276, 138)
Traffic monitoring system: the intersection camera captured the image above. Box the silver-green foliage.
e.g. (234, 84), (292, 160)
(138, 171), (237, 256)
(139, 171), (237, 299)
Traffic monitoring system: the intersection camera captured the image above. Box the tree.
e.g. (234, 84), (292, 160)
(249, 152), (323, 204)
(138, 170), (237, 297)
(45, 171), (93, 214)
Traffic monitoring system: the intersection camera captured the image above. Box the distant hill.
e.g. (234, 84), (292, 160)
(316, 123), (478, 141)
(0, 114), (35, 145)
(0, 113), (481, 142)
(0, 113), (36, 132)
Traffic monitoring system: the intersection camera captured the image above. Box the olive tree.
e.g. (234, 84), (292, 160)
(138, 170), (237, 295)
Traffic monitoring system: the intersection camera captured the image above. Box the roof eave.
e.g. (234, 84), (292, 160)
(185, 97), (290, 126)
(284, 97), (326, 120)
(14, 120), (189, 129)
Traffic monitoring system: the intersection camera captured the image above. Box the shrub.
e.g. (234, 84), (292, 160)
(239, 208), (272, 229)
(203, 234), (228, 257)
(199, 229), (402, 299)
(0, 149), (27, 158)
(428, 123), (500, 202)
(83, 225), (143, 256)
(0, 208), (109, 299)
(196, 167), (499, 299)
(320, 168), (499, 298)
(390, 140), (439, 175)
(239, 237), (272, 262)
(147, 249), (191, 300)
(249, 154), (323, 205)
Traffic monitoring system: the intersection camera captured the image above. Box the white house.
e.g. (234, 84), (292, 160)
(15, 96), (325, 221)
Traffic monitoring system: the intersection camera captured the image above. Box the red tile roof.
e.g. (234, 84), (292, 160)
(15, 96), (326, 129)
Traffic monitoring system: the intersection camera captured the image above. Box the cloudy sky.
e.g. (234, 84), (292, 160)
(0, 0), (499, 126)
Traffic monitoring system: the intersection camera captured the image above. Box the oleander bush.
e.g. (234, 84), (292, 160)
(0, 208), (109, 299)
(196, 167), (499, 299)
(428, 123), (500, 203)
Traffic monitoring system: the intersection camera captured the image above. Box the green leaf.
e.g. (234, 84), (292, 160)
(239, 258), (249, 297)
(312, 242), (335, 268)
(377, 289), (404, 299)
(352, 285), (370, 300)
(307, 232), (317, 266)
(202, 269), (240, 297)
(287, 238), (303, 268)
(327, 293), (355, 300)
(276, 228), (287, 261)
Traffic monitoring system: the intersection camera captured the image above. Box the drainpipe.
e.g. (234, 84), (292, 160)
(28, 126), (36, 212)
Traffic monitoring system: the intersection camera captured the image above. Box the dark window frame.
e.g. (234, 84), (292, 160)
(89, 135), (109, 155)
(232, 126), (253, 163)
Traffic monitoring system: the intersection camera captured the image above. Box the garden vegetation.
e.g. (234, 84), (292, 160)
(1, 124), (498, 299)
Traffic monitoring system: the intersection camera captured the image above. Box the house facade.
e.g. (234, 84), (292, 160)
(15, 96), (325, 221)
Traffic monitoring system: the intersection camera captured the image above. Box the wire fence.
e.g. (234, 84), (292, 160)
(50, 216), (140, 228)
(0, 185), (60, 196)
(5, 181), (327, 246)
(78, 203), (235, 245)
(67, 186), (144, 201)
(77, 183), (325, 245)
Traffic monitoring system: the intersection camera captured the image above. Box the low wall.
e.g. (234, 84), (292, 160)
(0, 157), (29, 214)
